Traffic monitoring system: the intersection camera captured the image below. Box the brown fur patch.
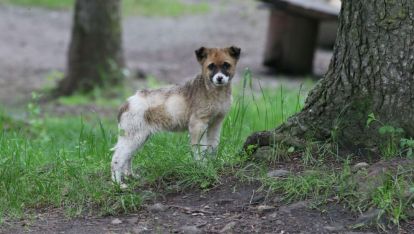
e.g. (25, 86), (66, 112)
(138, 88), (174, 98)
(137, 89), (150, 96)
(117, 102), (129, 122)
(144, 105), (173, 129)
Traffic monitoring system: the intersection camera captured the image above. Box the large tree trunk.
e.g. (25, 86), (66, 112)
(57, 0), (125, 96)
(245, 0), (414, 152)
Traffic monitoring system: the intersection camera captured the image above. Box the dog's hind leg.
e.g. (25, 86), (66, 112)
(111, 131), (149, 186)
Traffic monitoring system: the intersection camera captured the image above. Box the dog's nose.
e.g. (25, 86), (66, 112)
(217, 76), (223, 82)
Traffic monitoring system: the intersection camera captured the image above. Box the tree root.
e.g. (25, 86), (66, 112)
(243, 130), (305, 155)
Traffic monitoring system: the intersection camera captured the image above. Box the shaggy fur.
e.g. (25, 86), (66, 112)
(111, 46), (241, 186)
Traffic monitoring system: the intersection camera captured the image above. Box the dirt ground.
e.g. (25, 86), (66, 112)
(2, 1), (412, 233)
(2, 175), (413, 234)
(0, 180), (374, 234)
(0, 1), (331, 107)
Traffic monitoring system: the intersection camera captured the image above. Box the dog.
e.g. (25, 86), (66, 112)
(111, 46), (241, 186)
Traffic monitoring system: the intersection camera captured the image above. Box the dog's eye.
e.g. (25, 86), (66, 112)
(207, 63), (216, 70)
(222, 62), (231, 69)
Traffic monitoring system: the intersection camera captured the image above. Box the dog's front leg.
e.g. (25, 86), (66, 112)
(189, 117), (209, 161)
(207, 115), (224, 155)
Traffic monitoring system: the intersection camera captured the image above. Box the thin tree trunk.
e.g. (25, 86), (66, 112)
(245, 0), (414, 152)
(57, 0), (125, 96)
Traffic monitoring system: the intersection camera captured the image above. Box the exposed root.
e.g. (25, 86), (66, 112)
(243, 130), (305, 155)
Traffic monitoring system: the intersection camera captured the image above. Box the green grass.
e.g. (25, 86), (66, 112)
(124, 0), (210, 17)
(3, 0), (210, 16)
(371, 174), (410, 225)
(0, 71), (308, 220)
(57, 85), (132, 108)
(2, 71), (413, 228)
(3, 0), (73, 9)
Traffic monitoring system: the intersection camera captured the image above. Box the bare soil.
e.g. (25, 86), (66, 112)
(2, 176), (413, 234)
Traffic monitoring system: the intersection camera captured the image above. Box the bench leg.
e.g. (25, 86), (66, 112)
(263, 9), (318, 75)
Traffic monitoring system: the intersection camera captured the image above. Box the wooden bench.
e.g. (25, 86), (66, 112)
(260, 0), (340, 75)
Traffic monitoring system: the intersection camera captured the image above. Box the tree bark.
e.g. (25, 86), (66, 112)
(245, 0), (414, 152)
(56, 0), (125, 96)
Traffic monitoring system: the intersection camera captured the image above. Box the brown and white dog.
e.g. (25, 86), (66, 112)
(111, 46), (241, 186)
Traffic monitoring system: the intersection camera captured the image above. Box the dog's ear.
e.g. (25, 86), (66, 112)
(227, 46), (241, 60)
(195, 47), (208, 63)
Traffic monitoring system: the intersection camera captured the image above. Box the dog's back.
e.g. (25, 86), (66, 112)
(120, 86), (188, 133)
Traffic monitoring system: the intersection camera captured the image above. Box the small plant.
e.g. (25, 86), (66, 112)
(400, 138), (414, 159)
(263, 168), (337, 203)
(27, 92), (43, 128)
(371, 173), (410, 226)
(367, 113), (404, 159)
(42, 70), (64, 91)
(302, 143), (318, 166)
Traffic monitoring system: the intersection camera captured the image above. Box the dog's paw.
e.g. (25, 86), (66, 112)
(124, 170), (140, 180)
(192, 150), (206, 162)
(206, 146), (218, 157)
(111, 170), (123, 183)
(112, 178), (129, 190)
(119, 183), (129, 189)
(192, 144), (213, 160)
(193, 147), (218, 162)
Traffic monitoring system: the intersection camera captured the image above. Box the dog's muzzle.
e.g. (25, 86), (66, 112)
(211, 72), (230, 86)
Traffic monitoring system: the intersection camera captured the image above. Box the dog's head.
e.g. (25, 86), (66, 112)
(195, 46), (241, 87)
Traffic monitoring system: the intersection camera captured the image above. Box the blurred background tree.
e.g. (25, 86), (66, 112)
(56, 0), (125, 96)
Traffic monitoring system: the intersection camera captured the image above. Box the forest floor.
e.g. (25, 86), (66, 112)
(0, 177), (392, 234)
(0, 1), (413, 233)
